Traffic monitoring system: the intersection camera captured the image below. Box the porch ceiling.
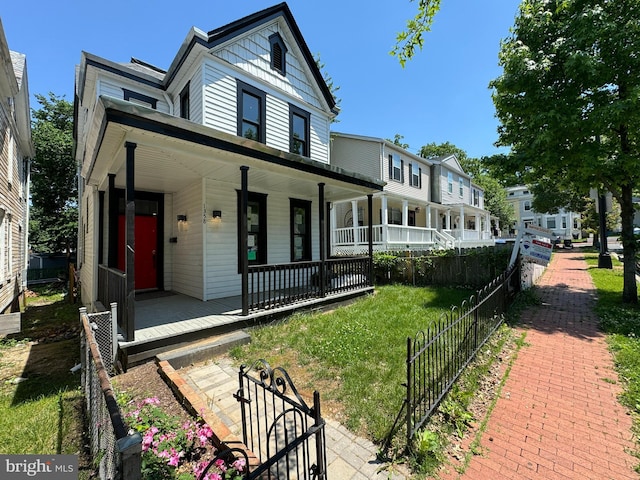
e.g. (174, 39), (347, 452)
(85, 97), (384, 201)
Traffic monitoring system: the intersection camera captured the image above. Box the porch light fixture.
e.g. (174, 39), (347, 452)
(177, 214), (187, 222)
(212, 210), (222, 219)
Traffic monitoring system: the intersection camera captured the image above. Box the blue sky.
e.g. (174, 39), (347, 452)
(2, 1), (520, 159)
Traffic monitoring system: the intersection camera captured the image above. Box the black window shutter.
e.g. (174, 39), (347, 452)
(401, 160), (404, 183)
(419, 167), (422, 188)
(388, 154), (393, 179)
(408, 163), (413, 186)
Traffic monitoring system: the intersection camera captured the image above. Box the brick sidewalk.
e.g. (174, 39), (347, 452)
(441, 250), (637, 479)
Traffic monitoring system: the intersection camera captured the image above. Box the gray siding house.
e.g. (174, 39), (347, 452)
(0, 20), (32, 335)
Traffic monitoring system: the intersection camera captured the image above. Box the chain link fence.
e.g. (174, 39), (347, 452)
(80, 306), (141, 480)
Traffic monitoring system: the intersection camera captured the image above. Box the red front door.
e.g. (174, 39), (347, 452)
(118, 215), (158, 290)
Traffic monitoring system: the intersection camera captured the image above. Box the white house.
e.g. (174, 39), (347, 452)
(74, 4), (383, 351)
(330, 132), (494, 254)
(0, 19), (32, 334)
(505, 185), (582, 239)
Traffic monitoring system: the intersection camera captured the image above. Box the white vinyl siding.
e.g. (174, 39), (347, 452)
(203, 178), (320, 300)
(97, 78), (170, 114)
(330, 136), (382, 178)
(171, 182), (204, 299)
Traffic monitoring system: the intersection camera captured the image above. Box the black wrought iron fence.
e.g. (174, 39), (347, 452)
(404, 262), (520, 445)
(231, 359), (327, 479)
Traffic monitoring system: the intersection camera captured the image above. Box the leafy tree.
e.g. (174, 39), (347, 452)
(392, 0), (442, 67)
(419, 141), (468, 164)
(389, 134), (410, 150)
(30, 93), (77, 256)
(490, 0), (640, 303)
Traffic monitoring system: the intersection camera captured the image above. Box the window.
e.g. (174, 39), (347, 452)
(509, 192), (514, 196)
(383, 208), (402, 225)
(289, 105), (310, 156)
(269, 33), (287, 76)
(574, 218), (579, 229)
(290, 199), (311, 261)
(408, 210), (416, 226)
(237, 81), (266, 143)
(180, 82), (190, 120)
(473, 189), (480, 207)
(562, 216), (567, 229)
(388, 154), (403, 182)
(524, 200), (531, 211)
(409, 163), (421, 188)
(459, 177), (464, 197)
(447, 172), (453, 193)
(238, 191), (267, 268)
(546, 218), (556, 229)
(122, 88), (157, 109)
(523, 190), (529, 194)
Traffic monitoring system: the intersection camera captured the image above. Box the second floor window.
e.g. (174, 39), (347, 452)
(409, 163), (421, 187)
(180, 83), (190, 120)
(547, 217), (556, 229)
(524, 200), (531, 211)
(237, 81), (266, 143)
(289, 105), (310, 156)
(389, 154), (403, 182)
(122, 88), (157, 109)
(447, 172), (453, 193)
(459, 177), (464, 197)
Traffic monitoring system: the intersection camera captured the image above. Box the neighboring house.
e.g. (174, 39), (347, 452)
(330, 132), (494, 254)
(74, 3), (383, 351)
(505, 185), (582, 239)
(0, 19), (32, 333)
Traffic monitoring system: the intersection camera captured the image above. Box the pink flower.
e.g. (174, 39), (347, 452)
(214, 458), (227, 472)
(167, 448), (183, 467)
(232, 457), (246, 471)
(143, 397), (160, 405)
(198, 424), (214, 445)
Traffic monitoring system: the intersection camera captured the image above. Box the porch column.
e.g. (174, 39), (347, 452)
(240, 166), (249, 316)
(318, 183), (326, 297)
(460, 205), (465, 241)
(351, 200), (359, 246)
(381, 195), (388, 245)
(367, 194), (373, 286)
(330, 203), (337, 254)
(476, 212), (481, 238)
(427, 205), (432, 229)
(402, 199), (409, 243)
(107, 174), (117, 268)
(446, 209), (451, 230)
(125, 142), (136, 342)
(486, 212), (490, 238)
(567, 211), (573, 237)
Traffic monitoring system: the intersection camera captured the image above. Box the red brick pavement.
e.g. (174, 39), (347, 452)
(440, 250), (638, 479)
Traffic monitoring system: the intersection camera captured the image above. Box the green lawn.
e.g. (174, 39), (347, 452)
(232, 284), (476, 441)
(584, 253), (640, 461)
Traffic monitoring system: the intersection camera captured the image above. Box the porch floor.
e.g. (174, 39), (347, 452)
(119, 287), (374, 351)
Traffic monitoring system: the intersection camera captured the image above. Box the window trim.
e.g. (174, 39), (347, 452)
(409, 163), (421, 188)
(269, 33), (288, 76)
(122, 88), (158, 109)
(289, 104), (310, 157)
(237, 190), (268, 270)
(237, 80), (267, 143)
(179, 82), (190, 120)
(290, 198), (311, 262)
(459, 177), (464, 197)
(388, 154), (404, 183)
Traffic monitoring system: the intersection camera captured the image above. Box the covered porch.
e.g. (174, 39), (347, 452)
(81, 97), (383, 348)
(331, 193), (495, 254)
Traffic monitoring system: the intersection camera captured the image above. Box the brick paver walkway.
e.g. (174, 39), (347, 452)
(442, 250), (637, 479)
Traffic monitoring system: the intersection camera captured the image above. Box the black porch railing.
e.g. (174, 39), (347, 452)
(98, 265), (127, 339)
(247, 256), (370, 312)
(404, 262), (520, 444)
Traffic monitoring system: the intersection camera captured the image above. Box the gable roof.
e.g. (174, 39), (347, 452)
(430, 154), (470, 178)
(78, 3), (336, 112)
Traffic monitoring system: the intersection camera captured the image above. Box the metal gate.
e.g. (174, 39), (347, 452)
(236, 359), (327, 479)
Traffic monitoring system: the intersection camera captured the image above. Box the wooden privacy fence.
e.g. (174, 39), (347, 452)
(403, 262), (520, 445)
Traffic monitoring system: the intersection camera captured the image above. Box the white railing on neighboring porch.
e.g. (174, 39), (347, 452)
(333, 224), (443, 252)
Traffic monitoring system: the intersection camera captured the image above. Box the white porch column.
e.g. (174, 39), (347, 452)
(567, 211), (573, 237)
(460, 205), (465, 240)
(485, 212), (490, 239)
(381, 195), (388, 245)
(330, 204), (337, 250)
(476, 212), (481, 238)
(427, 205), (432, 229)
(351, 200), (359, 245)
(402, 199), (409, 243)
(446, 209), (451, 230)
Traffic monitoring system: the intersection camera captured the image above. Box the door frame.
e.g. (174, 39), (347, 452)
(112, 189), (165, 291)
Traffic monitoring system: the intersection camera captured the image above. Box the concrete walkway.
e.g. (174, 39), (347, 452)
(440, 250), (637, 479)
(179, 357), (409, 480)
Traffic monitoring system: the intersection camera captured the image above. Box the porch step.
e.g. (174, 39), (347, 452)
(121, 327), (251, 368)
(155, 331), (251, 370)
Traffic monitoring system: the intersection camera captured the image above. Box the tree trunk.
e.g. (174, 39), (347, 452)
(619, 184), (638, 304)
